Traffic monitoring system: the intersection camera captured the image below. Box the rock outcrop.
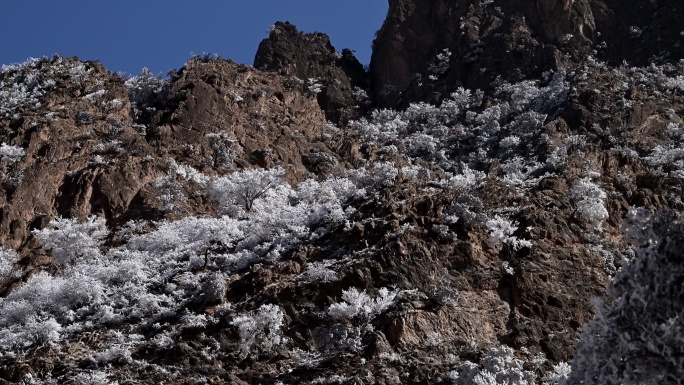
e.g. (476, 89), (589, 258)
(255, 21), (368, 124)
(152, 57), (336, 183)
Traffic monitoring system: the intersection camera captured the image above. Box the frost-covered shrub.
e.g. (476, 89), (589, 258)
(497, 70), (568, 114)
(645, 145), (684, 173)
(94, 344), (133, 366)
(307, 78), (324, 94)
(68, 371), (116, 385)
(302, 262), (339, 283)
(33, 216), (108, 265)
(486, 215), (532, 251)
(209, 167), (286, 214)
(1, 57), (95, 118)
(206, 132), (238, 171)
(83, 89), (106, 102)
(571, 177), (608, 231)
(370, 162), (399, 187)
(428, 48), (452, 79)
(0, 269), (108, 352)
(567, 209), (684, 385)
(0, 143), (24, 164)
(0, 58), (54, 117)
(93, 140), (124, 154)
(0, 248), (18, 279)
(232, 304), (285, 356)
(328, 287), (398, 320)
(128, 216), (242, 259)
(153, 174), (186, 212)
(500, 157), (544, 186)
(541, 362), (571, 385)
(439, 165), (485, 190)
(166, 159), (208, 185)
(452, 346), (537, 385)
(348, 70), (567, 193)
(124, 67), (170, 121)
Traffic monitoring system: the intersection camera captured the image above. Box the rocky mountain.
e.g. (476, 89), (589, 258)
(0, 1), (683, 384)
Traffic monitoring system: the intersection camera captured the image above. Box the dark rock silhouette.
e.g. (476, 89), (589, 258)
(371, 0), (684, 107)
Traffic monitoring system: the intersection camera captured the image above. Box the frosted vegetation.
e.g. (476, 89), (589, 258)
(567, 209), (684, 385)
(0, 167), (368, 357)
(0, 56), (683, 383)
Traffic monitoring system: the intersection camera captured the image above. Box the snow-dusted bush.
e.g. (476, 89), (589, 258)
(209, 167), (286, 214)
(0, 248), (18, 279)
(541, 362), (571, 385)
(302, 262), (339, 283)
(439, 165), (485, 190)
(451, 346), (537, 385)
(571, 177), (608, 231)
(486, 215), (532, 251)
(0, 143), (24, 164)
(0, 57), (96, 118)
(152, 175), (186, 212)
(232, 304), (285, 356)
(33, 216), (108, 265)
(499, 156), (544, 186)
(206, 132), (238, 171)
(328, 287), (398, 320)
(307, 78), (324, 94)
(127, 215), (243, 259)
(68, 371), (116, 385)
(124, 67), (169, 121)
(497, 70), (568, 114)
(0, 270), (106, 352)
(428, 48), (452, 79)
(567, 209), (684, 385)
(645, 145), (684, 173)
(0, 58), (54, 117)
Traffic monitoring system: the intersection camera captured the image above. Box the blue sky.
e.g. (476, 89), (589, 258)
(2, 1), (387, 76)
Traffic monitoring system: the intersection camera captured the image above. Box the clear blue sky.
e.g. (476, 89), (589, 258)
(1, 1), (388, 76)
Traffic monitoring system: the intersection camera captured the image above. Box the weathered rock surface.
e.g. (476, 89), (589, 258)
(152, 57), (336, 182)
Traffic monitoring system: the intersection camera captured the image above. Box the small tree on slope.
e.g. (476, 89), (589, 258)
(566, 209), (684, 385)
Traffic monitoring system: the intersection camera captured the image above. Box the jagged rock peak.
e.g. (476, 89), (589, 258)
(254, 21), (338, 76)
(254, 21), (368, 124)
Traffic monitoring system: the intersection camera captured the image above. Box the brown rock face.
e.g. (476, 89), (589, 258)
(254, 21), (368, 124)
(0, 57), (155, 247)
(153, 57), (334, 183)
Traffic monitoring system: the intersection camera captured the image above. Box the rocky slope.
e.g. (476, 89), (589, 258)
(0, 1), (683, 384)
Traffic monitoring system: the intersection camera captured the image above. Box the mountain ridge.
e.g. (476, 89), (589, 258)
(0, 1), (683, 383)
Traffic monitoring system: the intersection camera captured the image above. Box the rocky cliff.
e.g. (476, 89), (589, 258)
(0, 1), (683, 384)
(371, 0), (684, 107)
